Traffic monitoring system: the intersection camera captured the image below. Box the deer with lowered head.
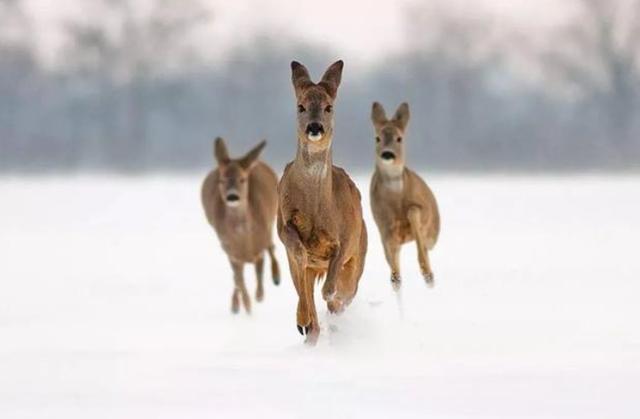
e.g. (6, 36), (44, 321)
(201, 138), (280, 314)
(369, 102), (440, 291)
(277, 60), (367, 344)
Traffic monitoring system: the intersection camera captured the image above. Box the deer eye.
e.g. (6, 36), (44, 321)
(376, 137), (380, 143)
(298, 104), (306, 113)
(397, 137), (403, 143)
(324, 105), (333, 113)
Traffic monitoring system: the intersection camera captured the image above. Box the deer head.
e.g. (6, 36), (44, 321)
(213, 137), (266, 207)
(291, 60), (344, 151)
(371, 102), (410, 171)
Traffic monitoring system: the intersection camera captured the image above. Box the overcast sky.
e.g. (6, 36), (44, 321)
(25, 0), (572, 68)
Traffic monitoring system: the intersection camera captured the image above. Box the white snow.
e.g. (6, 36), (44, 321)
(1, 174), (638, 418)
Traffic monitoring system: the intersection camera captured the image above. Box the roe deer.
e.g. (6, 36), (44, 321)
(369, 102), (440, 291)
(202, 138), (280, 314)
(277, 60), (367, 344)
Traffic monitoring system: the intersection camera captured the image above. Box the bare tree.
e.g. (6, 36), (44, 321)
(63, 0), (211, 168)
(542, 0), (640, 151)
(0, 0), (36, 167)
(400, 5), (506, 162)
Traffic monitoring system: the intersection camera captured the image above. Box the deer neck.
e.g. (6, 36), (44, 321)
(376, 162), (405, 193)
(292, 138), (333, 196)
(225, 200), (250, 227)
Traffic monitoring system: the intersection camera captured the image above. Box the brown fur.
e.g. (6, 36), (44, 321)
(202, 138), (281, 314)
(277, 60), (367, 344)
(369, 102), (440, 290)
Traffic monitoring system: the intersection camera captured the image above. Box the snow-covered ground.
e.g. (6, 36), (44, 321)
(1, 174), (638, 418)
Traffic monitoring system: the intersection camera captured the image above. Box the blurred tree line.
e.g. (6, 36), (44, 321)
(0, 0), (639, 173)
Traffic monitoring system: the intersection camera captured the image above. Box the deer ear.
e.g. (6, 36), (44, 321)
(239, 140), (266, 170)
(371, 102), (387, 127)
(291, 61), (312, 95)
(214, 137), (230, 165)
(319, 60), (344, 98)
(393, 102), (410, 130)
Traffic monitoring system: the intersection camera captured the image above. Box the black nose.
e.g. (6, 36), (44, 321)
(381, 151), (396, 161)
(226, 193), (240, 202)
(306, 122), (324, 136)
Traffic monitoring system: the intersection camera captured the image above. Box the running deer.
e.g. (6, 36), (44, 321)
(277, 60), (367, 344)
(201, 138), (280, 314)
(369, 102), (440, 290)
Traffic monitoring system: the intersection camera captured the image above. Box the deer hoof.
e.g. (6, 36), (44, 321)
(231, 295), (240, 314)
(327, 299), (345, 314)
(391, 278), (402, 292)
(391, 273), (402, 291)
(297, 324), (311, 336)
(273, 275), (280, 286)
(423, 272), (435, 288)
(304, 328), (320, 345)
(322, 282), (337, 301)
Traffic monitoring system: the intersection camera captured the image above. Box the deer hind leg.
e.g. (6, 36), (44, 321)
(231, 261), (252, 314)
(231, 289), (240, 314)
(268, 244), (280, 286)
(255, 255), (265, 302)
(383, 239), (402, 291)
(407, 206), (434, 287)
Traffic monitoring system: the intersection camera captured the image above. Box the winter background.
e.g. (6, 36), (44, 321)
(1, 0), (639, 418)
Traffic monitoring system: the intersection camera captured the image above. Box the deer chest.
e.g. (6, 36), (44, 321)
(290, 209), (337, 260)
